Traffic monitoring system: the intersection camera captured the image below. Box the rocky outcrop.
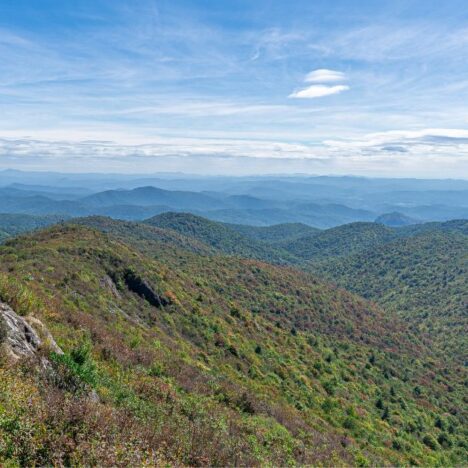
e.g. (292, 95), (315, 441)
(0, 301), (62, 362)
(123, 269), (169, 308)
(26, 315), (63, 355)
(100, 274), (121, 299)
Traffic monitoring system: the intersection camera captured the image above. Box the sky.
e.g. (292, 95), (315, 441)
(1, 0), (468, 177)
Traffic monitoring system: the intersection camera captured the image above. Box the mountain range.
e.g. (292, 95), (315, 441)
(1, 172), (467, 227)
(0, 174), (466, 466)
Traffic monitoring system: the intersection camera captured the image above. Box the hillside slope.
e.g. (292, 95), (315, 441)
(0, 213), (68, 241)
(313, 230), (468, 363)
(224, 222), (319, 243)
(0, 225), (466, 466)
(278, 222), (397, 261)
(144, 212), (299, 264)
(74, 216), (468, 366)
(279, 219), (468, 262)
(72, 215), (216, 257)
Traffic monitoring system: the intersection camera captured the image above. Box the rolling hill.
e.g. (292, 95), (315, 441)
(144, 212), (299, 264)
(312, 229), (468, 363)
(375, 212), (422, 227)
(277, 218), (468, 261)
(204, 203), (376, 228)
(2, 172), (467, 224)
(278, 222), (398, 261)
(224, 222), (319, 243)
(0, 213), (69, 241)
(0, 224), (465, 465)
(72, 215), (216, 257)
(139, 214), (467, 367)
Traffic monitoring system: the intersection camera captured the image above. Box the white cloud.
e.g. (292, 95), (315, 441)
(305, 69), (346, 83)
(289, 84), (349, 99)
(324, 128), (468, 148)
(1, 127), (467, 177)
(289, 69), (349, 98)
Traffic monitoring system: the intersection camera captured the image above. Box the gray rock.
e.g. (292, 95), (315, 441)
(0, 301), (62, 361)
(100, 274), (121, 299)
(26, 315), (63, 355)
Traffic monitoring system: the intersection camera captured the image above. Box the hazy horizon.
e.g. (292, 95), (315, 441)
(2, 168), (468, 181)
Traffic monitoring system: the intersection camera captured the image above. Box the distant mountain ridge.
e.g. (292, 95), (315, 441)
(375, 212), (421, 227)
(1, 174), (467, 227)
(0, 186), (378, 227)
(82, 186), (228, 210)
(0, 213), (69, 241)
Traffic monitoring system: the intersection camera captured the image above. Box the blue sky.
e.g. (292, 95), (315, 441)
(1, 0), (468, 176)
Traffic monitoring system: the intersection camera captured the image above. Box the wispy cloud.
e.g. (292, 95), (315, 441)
(249, 27), (305, 61)
(1, 127), (467, 177)
(289, 84), (349, 99)
(323, 24), (468, 62)
(324, 128), (468, 149)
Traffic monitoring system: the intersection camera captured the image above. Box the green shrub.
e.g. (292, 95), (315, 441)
(434, 416), (445, 430)
(50, 342), (97, 393)
(381, 406), (390, 421)
(422, 434), (438, 450)
(437, 432), (452, 448)
(0, 273), (43, 316)
(392, 438), (406, 451)
(148, 362), (166, 377)
(322, 379), (336, 396)
(343, 416), (356, 430)
(321, 397), (337, 413)
(355, 452), (370, 467)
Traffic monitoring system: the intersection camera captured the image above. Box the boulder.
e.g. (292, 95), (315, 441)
(0, 301), (62, 361)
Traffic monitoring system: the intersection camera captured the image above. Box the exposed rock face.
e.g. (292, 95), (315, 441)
(26, 315), (63, 355)
(100, 274), (121, 299)
(123, 269), (169, 308)
(0, 302), (62, 361)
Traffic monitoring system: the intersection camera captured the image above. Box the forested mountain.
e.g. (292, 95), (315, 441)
(375, 212), (421, 227)
(276, 219), (468, 262)
(99, 212), (467, 366)
(224, 221), (319, 243)
(278, 222), (397, 260)
(0, 223), (466, 466)
(0, 213), (68, 241)
(1, 173), (467, 226)
(312, 230), (468, 363)
(143, 212), (299, 264)
(398, 219), (468, 237)
(0, 188), (378, 227)
(72, 216), (217, 256)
